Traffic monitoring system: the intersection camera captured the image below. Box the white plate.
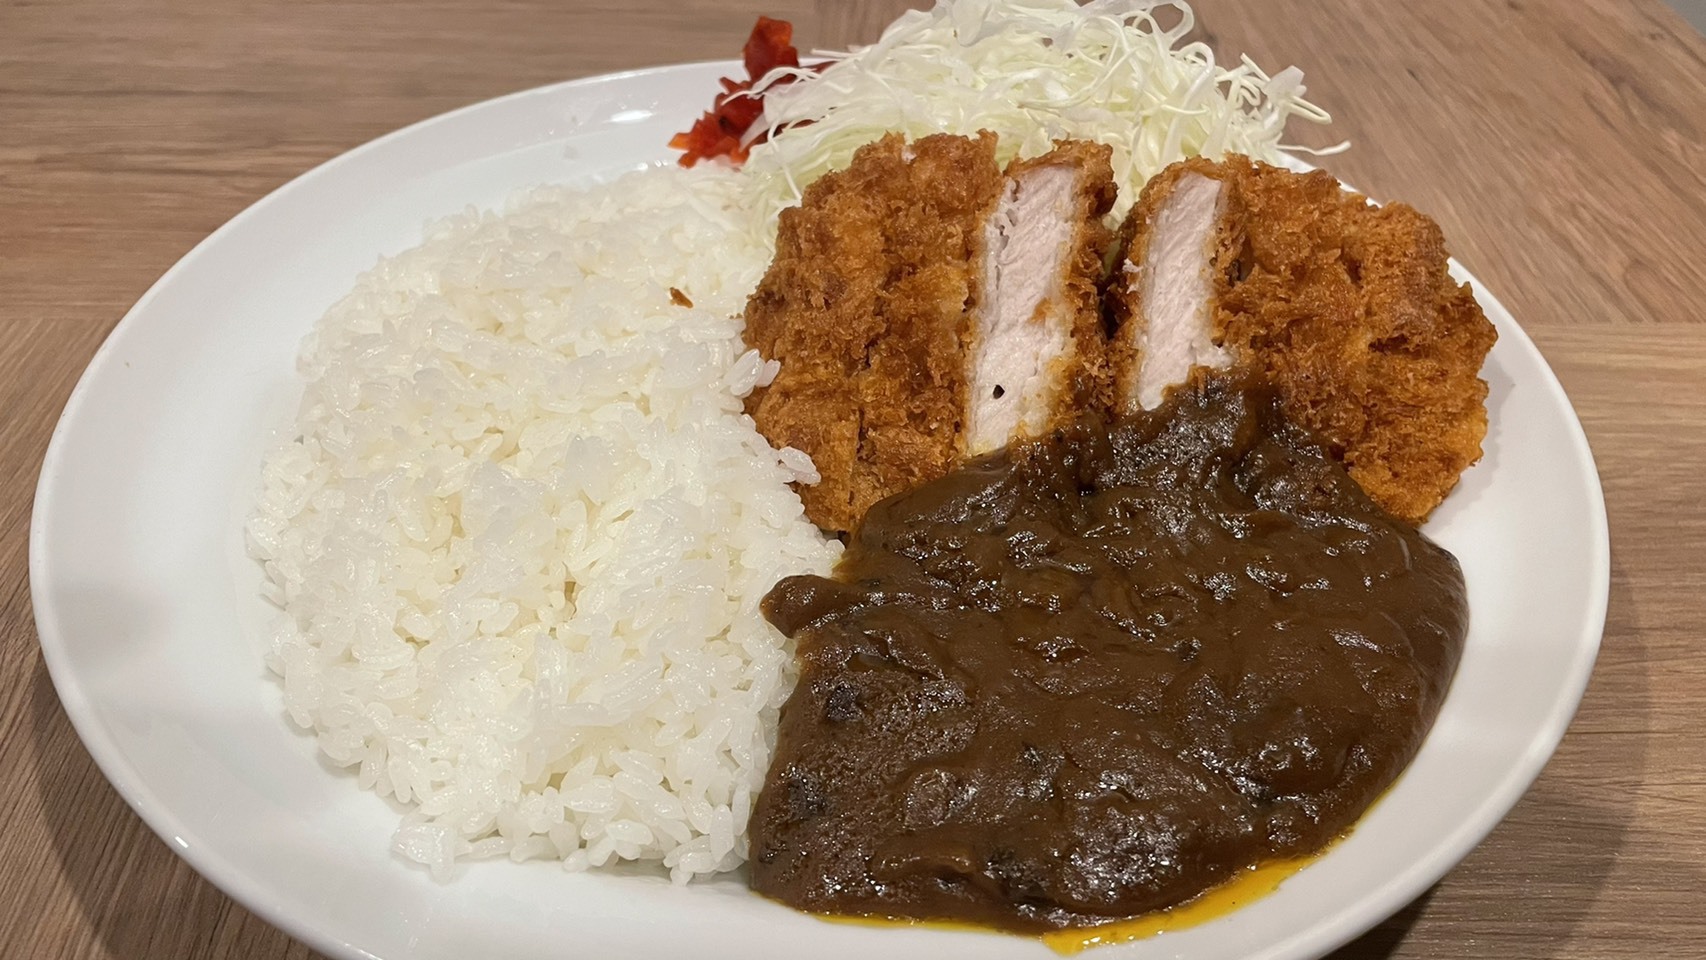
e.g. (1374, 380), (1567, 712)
(30, 62), (1608, 960)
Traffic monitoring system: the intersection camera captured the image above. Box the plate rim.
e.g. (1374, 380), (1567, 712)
(1275, 271), (1611, 960)
(28, 60), (1610, 960)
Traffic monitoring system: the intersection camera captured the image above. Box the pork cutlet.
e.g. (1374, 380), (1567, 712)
(747, 138), (1495, 531)
(1108, 156), (1497, 524)
(744, 132), (1116, 532)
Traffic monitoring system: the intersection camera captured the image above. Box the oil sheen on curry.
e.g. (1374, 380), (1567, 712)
(750, 377), (1468, 933)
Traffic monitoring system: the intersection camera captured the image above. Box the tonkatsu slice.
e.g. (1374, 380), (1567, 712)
(744, 133), (1115, 532)
(1108, 155), (1497, 524)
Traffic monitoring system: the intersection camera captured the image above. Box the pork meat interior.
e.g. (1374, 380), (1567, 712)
(963, 142), (1115, 457)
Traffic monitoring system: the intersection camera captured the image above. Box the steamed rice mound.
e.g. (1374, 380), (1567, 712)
(246, 165), (840, 882)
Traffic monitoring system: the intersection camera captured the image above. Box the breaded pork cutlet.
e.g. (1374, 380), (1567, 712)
(1108, 156), (1497, 524)
(744, 133), (1004, 533)
(963, 141), (1117, 456)
(745, 133), (1115, 533)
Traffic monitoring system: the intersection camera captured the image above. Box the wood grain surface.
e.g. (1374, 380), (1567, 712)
(3, 0), (1704, 957)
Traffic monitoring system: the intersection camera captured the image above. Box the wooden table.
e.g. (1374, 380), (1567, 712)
(4, 0), (1703, 956)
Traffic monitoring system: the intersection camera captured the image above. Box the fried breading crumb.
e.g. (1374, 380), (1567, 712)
(743, 133), (1005, 533)
(1212, 158), (1496, 525)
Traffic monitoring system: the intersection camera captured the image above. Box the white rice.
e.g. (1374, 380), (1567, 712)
(246, 165), (840, 882)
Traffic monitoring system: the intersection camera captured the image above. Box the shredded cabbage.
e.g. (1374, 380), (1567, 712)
(738, 0), (1336, 225)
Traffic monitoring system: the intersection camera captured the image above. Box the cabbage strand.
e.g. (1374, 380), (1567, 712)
(738, 0), (1335, 228)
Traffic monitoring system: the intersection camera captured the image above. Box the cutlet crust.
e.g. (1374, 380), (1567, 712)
(744, 133), (1005, 533)
(1212, 158), (1495, 525)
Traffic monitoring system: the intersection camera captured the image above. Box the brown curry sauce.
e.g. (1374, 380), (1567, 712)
(749, 376), (1467, 933)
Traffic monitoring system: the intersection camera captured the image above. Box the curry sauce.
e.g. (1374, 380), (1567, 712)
(750, 376), (1467, 932)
